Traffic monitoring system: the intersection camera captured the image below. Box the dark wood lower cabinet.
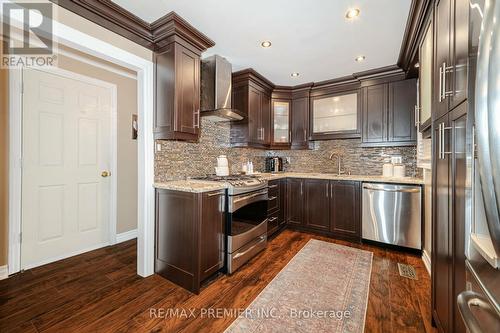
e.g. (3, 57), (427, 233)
(432, 102), (467, 333)
(155, 188), (225, 294)
(286, 178), (304, 226)
(330, 181), (361, 241)
(286, 178), (361, 240)
(304, 179), (330, 231)
(267, 179), (286, 237)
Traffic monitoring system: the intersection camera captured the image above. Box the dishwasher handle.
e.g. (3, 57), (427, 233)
(363, 184), (421, 193)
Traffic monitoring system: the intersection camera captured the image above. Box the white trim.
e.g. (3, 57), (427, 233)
(22, 242), (110, 271)
(57, 47), (138, 80)
(8, 69), (22, 275)
(116, 229), (138, 243)
(6, 3), (155, 277)
(0, 265), (8, 280)
(422, 249), (431, 276)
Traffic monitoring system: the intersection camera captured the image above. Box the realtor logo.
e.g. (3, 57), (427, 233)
(1, 0), (57, 67)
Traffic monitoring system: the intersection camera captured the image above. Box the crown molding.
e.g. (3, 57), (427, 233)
(51, 0), (214, 53)
(397, 0), (434, 71)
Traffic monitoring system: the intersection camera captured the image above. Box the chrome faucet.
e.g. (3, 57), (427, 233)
(329, 153), (343, 175)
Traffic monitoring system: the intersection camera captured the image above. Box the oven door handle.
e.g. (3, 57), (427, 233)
(233, 234), (267, 259)
(233, 190), (268, 204)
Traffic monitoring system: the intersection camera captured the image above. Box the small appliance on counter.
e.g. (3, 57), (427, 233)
(215, 155), (229, 176)
(265, 157), (284, 173)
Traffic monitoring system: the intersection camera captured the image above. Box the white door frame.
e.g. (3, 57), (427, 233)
(12, 66), (118, 270)
(7, 11), (155, 277)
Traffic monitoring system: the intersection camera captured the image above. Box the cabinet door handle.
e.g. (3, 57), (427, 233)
(268, 184), (278, 189)
(438, 64), (443, 102)
(326, 184), (329, 198)
(438, 122), (443, 159)
(414, 105), (420, 127)
(303, 129), (307, 141)
(268, 196), (277, 201)
(300, 182), (303, 196)
(268, 217), (278, 222)
(207, 191), (224, 197)
(443, 63), (454, 98)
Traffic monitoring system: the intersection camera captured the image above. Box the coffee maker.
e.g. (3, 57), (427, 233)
(265, 157), (284, 173)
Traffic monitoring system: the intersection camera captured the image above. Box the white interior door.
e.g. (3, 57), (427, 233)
(21, 68), (115, 270)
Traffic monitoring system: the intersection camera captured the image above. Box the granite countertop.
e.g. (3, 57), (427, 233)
(153, 180), (228, 193)
(154, 173), (424, 193)
(257, 172), (425, 185)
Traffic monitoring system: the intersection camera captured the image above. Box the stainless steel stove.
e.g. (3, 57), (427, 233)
(193, 174), (267, 195)
(193, 174), (269, 273)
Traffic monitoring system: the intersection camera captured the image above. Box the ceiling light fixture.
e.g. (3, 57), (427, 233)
(261, 41), (272, 48)
(345, 8), (360, 19)
(355, 55), (366, 62)
(291, 72), (300, 77)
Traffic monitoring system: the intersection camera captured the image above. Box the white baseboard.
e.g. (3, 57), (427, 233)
(116, 229), (138, 243)
(0, 265), (8, 280)
(422, 249), (431, 276)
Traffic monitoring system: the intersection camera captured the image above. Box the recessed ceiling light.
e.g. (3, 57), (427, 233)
(345, 8), (360, 19)
(355, 55), (366, 62)
(261, 41), (272, 48)
(291, 72), (300, 77)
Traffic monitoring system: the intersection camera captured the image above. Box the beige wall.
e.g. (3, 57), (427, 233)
(57, 52), (138, 234)
(55, 6), (153, 62)
(0, 69), (8, 267)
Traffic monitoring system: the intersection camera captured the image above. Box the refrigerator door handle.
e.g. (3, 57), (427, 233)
(457, 291), (500, 333)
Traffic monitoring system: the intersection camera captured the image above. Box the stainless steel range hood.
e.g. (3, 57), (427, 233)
(201, 55), (245, 122)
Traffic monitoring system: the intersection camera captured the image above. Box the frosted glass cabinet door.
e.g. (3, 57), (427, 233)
(273, 101), (290, 143)
(311, 92), (359, 138)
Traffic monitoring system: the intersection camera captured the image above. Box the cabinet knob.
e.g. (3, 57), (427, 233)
(101, 170), (111, 177)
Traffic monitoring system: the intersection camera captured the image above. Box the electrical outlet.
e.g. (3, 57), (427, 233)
(156, 143), (162, 152)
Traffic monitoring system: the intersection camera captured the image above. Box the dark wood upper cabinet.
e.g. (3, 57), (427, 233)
(330, 181), (361, 240)
(153, 19), (213, 142)
(230, 70), (273, 148)
(433, 0), (468, 119)
(310, 91), (361, 140)
(450, 0), (468, 110)
(362, 79), (417, 146)
(362, 84), (388, 144)
(304, 179), (330, 231)
(433, 0), (452, 121)
(286, 178), (304, 226)
(270, 90), (292, 150)
(155, 188), (225, 294)
(154, 43), (200, 141)
(291, 86), (311, 150)
(388, 79), (417, 142)
(155, 46), (201, 141)
(418, 16), (434, 132)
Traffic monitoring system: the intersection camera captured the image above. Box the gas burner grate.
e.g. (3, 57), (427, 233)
(397, 263), (418, 280)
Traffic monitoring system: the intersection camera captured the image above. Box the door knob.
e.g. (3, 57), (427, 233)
(101, 171), (111, 177)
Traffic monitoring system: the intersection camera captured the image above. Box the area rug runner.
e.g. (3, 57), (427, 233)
(225, 239), (373, 333)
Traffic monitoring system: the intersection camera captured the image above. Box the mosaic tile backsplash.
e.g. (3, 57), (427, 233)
(155, 119), (421, 182)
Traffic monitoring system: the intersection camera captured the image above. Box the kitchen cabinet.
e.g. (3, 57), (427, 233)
(362, 79), (417, 146)
(155, 188), (225, 294)
(291, 86), (311, 150)
(418, 17), (433, 132)
(388, 79), (418, 142)
(431, 102), (467, 333)
(268, 179), (286, 236)
(154, 43), (201, 141)
(433, 0), (469, 120)
(270, 99), (291, 149)
(330, 181), (361, 240)
(286, 178), (305, 226)
(310, 91), (361, 140)
(231, 70), (273, 148)
(285, 178), (361, 241)
(304, 179), (330, 231)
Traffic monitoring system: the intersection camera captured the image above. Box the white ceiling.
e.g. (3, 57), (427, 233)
(113, 0), (412, 85)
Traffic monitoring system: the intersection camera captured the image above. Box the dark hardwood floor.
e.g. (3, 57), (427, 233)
(0, 229), (435, 332)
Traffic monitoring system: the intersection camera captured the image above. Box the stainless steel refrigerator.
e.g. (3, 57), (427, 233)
(460, 0), (500, 331)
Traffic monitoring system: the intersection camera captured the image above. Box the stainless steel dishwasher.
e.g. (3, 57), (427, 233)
(362, 183), (422, 250)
